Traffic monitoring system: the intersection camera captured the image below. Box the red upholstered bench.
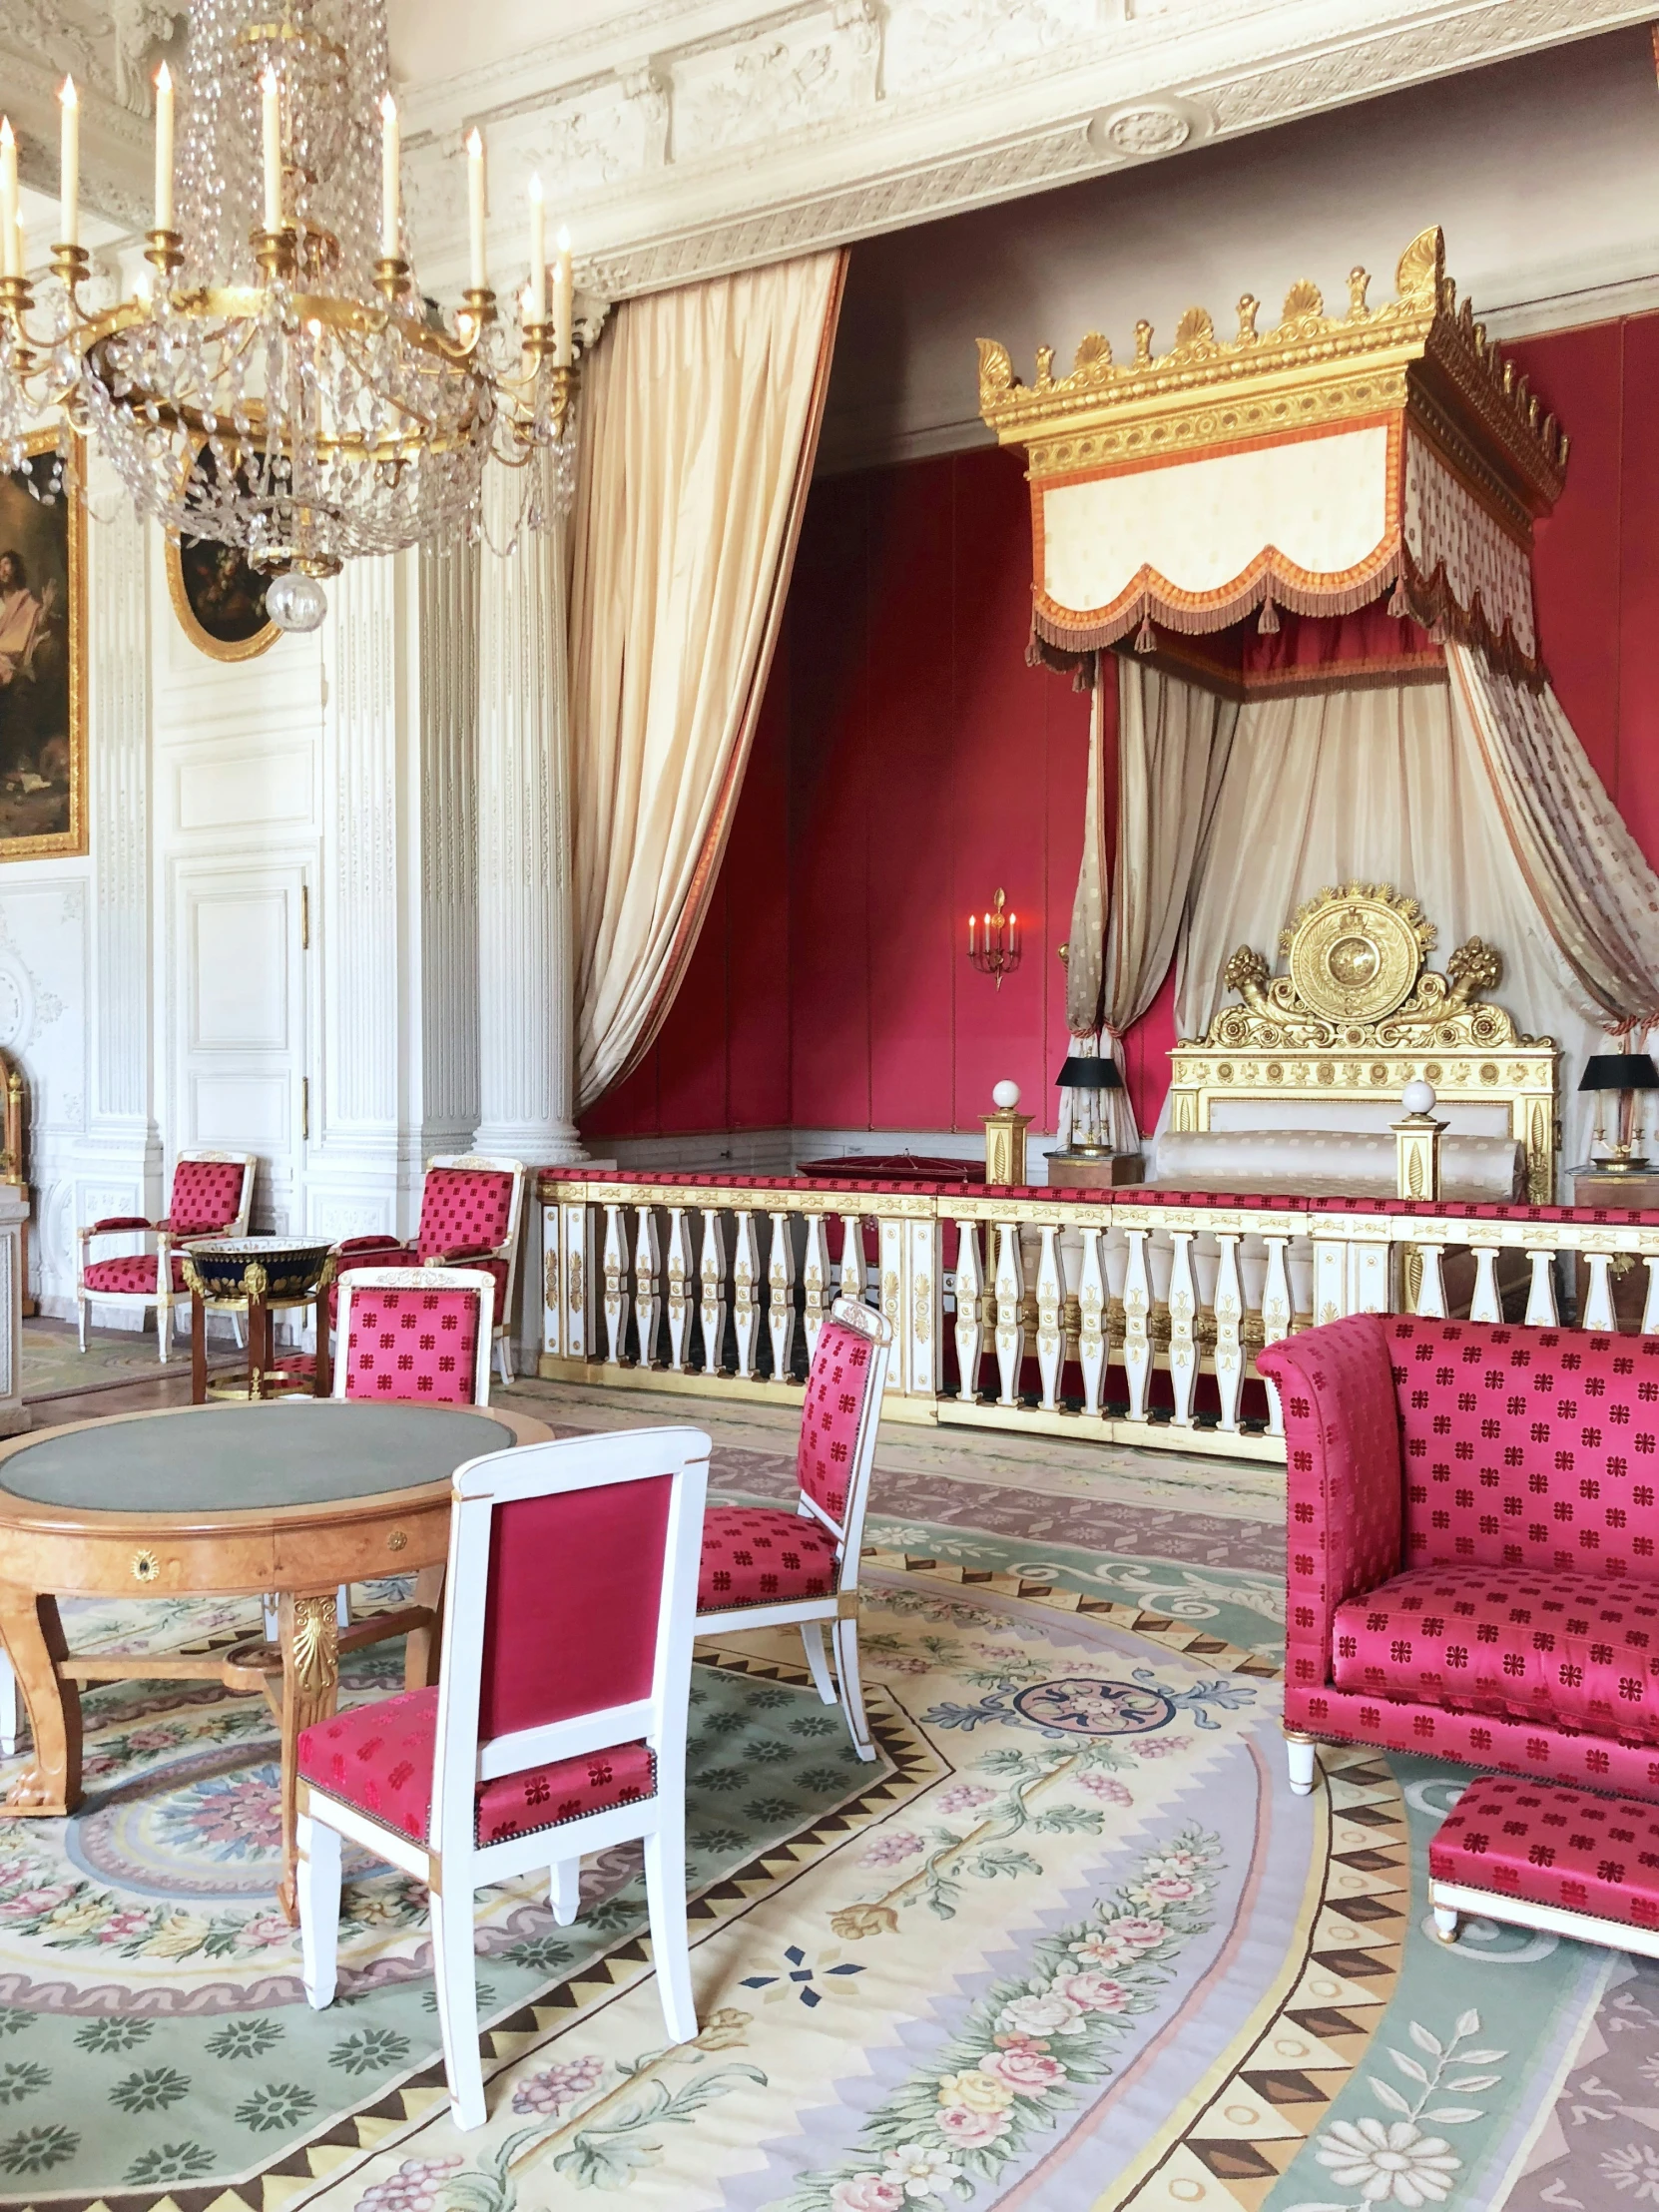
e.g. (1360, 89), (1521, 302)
(1428, 1774), (1659, 1957)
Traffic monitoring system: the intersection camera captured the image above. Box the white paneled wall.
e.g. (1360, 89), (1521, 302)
(22, 495), (489, 1323)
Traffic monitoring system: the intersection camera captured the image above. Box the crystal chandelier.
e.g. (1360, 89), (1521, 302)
(0, 0), (580, 632)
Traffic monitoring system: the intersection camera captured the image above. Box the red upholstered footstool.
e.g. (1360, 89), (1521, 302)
(1428, 1775), (1659, 1958)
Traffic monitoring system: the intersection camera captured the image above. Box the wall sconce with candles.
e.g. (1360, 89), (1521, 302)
(967, 889), (1020, 988)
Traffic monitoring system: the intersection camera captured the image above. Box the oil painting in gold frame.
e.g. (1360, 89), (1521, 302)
(164, 441), (278, 664)
(0, 431), (86, 862)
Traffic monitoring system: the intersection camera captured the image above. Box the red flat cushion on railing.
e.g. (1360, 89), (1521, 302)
(1334, 1563), (1659, 1747)
(297, 1686), (656, 1846)
(1430, 1772), (1659, 1929)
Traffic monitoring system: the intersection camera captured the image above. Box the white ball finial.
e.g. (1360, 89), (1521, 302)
(991, 1079), (1021, 1110)
(1402, 1078), (1436, 1116)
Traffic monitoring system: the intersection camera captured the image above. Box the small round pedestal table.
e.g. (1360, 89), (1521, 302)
(0, 1397), (550, 1914)
(181, 1237), (338, 1402)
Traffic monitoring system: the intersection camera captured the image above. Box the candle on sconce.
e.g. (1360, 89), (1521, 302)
(0, 119), (17, 281)
(968, 913), (976, 956)
(59, 77), (78, 249)
(154, 61), (174, 231)
(261, 65), (281, 233)
(379, 92), (399, 261)
(466, 129), (487, 291)
(552, 225), (573, 365)
(527, 173), (545, 325)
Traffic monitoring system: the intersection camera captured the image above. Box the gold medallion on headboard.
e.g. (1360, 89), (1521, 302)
(1168, 885), (1559, 1200)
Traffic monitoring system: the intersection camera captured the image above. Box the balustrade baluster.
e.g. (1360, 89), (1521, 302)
(993, 1220), (1025, 1407)
(601, 1202), (629, 1366)
(1035, 1224), (1064, 1411)
(1121, 1228), (1151, 1421)
(665, 1207), (692, 1372)
(802, 1213), (830, 1359)
(954, 1219), (985, 1401)
(839, 1213), (864, 1305)
(1523, 1247), (1559, 1326)
(732, 1210), (762, 1378)
(767, 1209), (798, 1381)
(699, 1208), (729, 1375)
(1167, 1230), (1198, 1424)
(1311, 1233), (1348, 1327)
(1077, 1227), (1107, 1417)
(634, 1206), (662, 1368)
(1581, 1250), (1616, 1333)
(1261, 1235), (1292, 1436)
(908, 1217), (941, 1399)
(1411, 1243), (1447, 1318)
(1468, 1245), (1502, 1324)
(878, 1217), (905, 1374)
(561, 1202), (591, 1363)
(1213, 1232), (1244, 1431)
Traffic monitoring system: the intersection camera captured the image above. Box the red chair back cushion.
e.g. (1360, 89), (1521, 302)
(416, 1168), (515, 1259)
(168, 1158), (246, 1235)
(344, 1288), (481, 1403)
(478, 1473), (673, 1742)
(798, 1317), (875, 1525)
(1386, 1318), (1659, 1575)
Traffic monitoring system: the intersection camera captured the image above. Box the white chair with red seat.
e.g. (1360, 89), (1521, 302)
(694, 1296), (891, 1761)
(328, 1155), (528, 1385)
(77, 1151), (256, 1362)
(295, 1422), (710, 2131)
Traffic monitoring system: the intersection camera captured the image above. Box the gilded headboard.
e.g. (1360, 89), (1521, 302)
(1166, 885), (1559, 1201)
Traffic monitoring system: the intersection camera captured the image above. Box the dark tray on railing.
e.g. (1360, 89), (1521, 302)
(794, 1153), (985, 1186)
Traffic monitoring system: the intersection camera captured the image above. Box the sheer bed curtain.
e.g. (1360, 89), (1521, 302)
(1091, 658), (1236, 1146)
(569, 250), (845, 1110)
(1177, 675), (1606, 1167)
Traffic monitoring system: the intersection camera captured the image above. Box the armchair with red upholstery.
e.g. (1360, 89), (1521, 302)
(77, 1152), (256, 1362)
(1260, 1314), (1659, 1806)
(328, 1155), (527, 1384)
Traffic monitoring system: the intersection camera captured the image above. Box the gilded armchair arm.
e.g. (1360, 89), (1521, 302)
(81, 1217), (156, 1245)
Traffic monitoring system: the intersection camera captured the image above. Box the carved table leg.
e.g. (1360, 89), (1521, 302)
(403, 1564), (446, 1692)
(191, 1291), (207, 1403)
(250, 1295), (273, 1400)
(0, 1588), (82, 1815)
(276, 1588), (340, 1922)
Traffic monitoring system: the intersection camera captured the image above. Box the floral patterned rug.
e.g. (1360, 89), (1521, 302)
(0, 1461), (1644, 2207)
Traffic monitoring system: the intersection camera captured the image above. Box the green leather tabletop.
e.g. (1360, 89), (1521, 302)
(0, 1401), (515, 1513)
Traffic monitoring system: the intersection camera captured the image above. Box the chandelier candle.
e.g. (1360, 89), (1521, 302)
(379, 93), (398, 261)
(155, 62), (175, 231)
(528, 174), (545, 325)
(0, 123), (16, 280)
(59, 79), (78, 249)
(261, 64), (281, 232)
(467, 129), (487, 293)
(553, 227), (573, 367)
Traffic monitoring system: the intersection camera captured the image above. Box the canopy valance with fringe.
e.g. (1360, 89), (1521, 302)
(979, 229), (1565, 687)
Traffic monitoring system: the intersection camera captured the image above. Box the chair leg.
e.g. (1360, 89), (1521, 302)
(643, 1814), (697, 2046)
(550, 1859), (580, 1927)
(431, 1886), (487, 2131)
(800, 1621), (836, 1704)
(0, 1651), (17, 1759)
(263, 1595), (279, 1643)
(232, 1312), (245, 1350)
(157, 1297), (171, 1364)
(335, 1585), (351, 1630)
(297, 1815), (341, 2007)
(831, 1615), (876, 1762)
(77, 1294), (87, 1354)
(1287, 1736), (1318, 1796)
(495, 1333), (512, 1386)
(1431, 1904), (1459, 1944)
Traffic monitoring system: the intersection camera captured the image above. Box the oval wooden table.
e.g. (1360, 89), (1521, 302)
(0, 1396), (551, 1914)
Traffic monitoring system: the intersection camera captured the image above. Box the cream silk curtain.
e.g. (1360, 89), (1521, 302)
(569, 250), (845, 1109)
(1445, 644), (1659, 1028)
(1096, 658), (1237, 1144)
(1177, 676), (1606, 1172)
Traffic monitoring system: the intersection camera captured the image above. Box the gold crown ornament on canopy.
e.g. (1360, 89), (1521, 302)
(977, 230), (1566, 683)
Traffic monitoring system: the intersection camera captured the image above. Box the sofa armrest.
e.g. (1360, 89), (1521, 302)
(1258, 1315), (1405, 1702)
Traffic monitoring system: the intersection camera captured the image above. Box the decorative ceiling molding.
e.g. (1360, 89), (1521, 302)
(392, 0), (1654, 300)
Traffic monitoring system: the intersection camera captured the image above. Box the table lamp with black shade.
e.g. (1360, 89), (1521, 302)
(1053, 1051), (1124, 1161)
(1578, 1051), (1659, 1173)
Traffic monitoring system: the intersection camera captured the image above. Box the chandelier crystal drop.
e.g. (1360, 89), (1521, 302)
(0, 0), (581, 624)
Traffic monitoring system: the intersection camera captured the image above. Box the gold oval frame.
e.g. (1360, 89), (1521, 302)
(1287, 891), (1421, 1024)
(164, 445), (279, 663)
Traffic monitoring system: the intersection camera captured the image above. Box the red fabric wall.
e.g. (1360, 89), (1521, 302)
(585, 447), (1093, 1142)
(583, 314), (1659, 1148)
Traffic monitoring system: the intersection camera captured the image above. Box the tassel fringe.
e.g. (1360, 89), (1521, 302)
(1134, 615), (1155, 653)
(1257, 595), (1280, 635)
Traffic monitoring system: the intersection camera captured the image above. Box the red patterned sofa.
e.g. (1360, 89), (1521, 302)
(1259, 1315), (1659, 1805)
